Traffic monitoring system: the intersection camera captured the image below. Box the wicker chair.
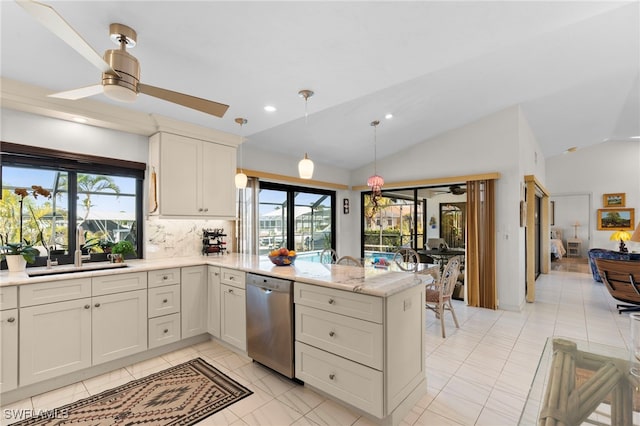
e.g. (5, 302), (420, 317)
(336, 256), (363, 267)
(392, 248), (420, 272)
(319, 248), (338, 264)
(426, 255), (462, 337)
(595, 258), (640, 314)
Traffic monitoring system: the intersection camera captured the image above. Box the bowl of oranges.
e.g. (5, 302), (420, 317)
(268, 248), (297, 266)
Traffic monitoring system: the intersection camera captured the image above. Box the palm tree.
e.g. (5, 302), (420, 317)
(58, 174), (121, 222)
(77, 174), (121, 221)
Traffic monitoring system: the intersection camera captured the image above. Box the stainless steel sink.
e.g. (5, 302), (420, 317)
(27, 263), (128, 277)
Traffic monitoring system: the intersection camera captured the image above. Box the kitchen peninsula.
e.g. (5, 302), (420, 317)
(1, 255), (427, 425)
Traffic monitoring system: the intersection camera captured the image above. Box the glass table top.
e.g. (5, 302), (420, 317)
(519, 337), (640, 425)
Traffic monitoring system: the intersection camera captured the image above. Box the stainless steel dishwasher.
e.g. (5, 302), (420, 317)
(246, 273), (295, 378)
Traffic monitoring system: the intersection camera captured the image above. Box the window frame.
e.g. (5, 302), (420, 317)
(258, 181), (336, 255)
(1, 141), (145, 267)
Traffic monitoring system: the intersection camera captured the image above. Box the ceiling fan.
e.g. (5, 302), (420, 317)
(430, 185), (467, 196)
(16, 0), (229, 118)
(448, 185), (467, 195)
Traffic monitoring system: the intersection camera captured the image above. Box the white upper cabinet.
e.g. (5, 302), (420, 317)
(149, 132), (236, 218)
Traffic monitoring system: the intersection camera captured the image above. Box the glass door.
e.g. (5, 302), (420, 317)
(258, 182), (335, 261)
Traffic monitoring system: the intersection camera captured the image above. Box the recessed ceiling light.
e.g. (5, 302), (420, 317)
(72, 117), (88, 123)
(631, 136), (640, 139)
(385, 113), (393, 119)
(264, 105), (277, 112)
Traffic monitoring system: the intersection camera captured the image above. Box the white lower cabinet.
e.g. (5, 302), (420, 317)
(149, 313), (181, 349)
(296, 341), (383, 417)
(294, 282), (425, 421)
(221, 284), (246, 351)
(18, 273), (148, 387)
(20, 298), (92, 386)
(220, 267), (246, 351)
(181, 266), (208, 338)
(92, 289), (147, 365)
(0, 286), (18, 393)
(207, 266), (221, 338)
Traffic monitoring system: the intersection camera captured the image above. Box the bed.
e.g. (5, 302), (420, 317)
(550, 228), (566, 260)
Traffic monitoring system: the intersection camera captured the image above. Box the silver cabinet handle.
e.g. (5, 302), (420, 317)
(162, 299), (168, 303)
(329, 373), (335, 380)
(94, 303), (101, 308)
(163, 329), (169, 334)
(229, 276), (235, 280)
(228, 288), (234, 294)
(204, 208), (209, 212)
(328, 298), (335, 305)
(329, 331), (335, 337)
(7, 317), (15, 323)
(162, 275), (168, 280)
(198, 208), (204, 212)
(214, 272), (219, 276)
(85, 304), (91, 309)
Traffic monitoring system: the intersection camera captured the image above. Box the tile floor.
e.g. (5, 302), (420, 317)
(1, 266), (631, 426)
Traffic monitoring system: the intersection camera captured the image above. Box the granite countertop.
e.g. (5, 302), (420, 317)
(0, 254), (434, 298)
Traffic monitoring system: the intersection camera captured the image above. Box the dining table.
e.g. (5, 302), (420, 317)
(418, 248), (465, 272)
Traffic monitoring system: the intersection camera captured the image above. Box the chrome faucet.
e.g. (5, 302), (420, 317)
(74, 225), (90, 267)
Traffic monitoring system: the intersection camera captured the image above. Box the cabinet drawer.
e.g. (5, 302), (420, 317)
(148, 268), (181, 288)
(220, 268), (245, 289)
(0, 286), (18, 310)
(295, 342), (383, 418)
(92, 272), (147, 296)
(148, 284), (180, 318)
(296, 305), (382, 369)
(294, 282), (382, 323)
(148, 313), (181, 349)
(20, 278), (91, 307)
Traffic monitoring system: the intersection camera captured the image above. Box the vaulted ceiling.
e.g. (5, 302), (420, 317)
(1, 1), (638, 170)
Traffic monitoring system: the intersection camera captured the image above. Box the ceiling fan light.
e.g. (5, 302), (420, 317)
(103, 84), (137, 102)
(298, 153), (314, 179)
(235, 172), (248, 189)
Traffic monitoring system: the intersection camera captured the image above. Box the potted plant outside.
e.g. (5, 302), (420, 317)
(1, 241), (40, 272)
(109, 241), (135, 263)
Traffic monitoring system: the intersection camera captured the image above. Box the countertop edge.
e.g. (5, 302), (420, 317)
(0, 254), (429, 298)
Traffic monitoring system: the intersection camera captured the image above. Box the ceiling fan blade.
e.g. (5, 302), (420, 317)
(48, 84), (104, 100)
(138, 83), (229, 118)
(16, 0), (118, 76)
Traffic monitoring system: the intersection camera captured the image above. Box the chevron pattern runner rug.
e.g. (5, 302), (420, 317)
(12, 358), (252, 425)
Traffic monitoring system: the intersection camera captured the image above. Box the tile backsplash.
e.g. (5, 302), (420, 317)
(144, 217), (235, 260)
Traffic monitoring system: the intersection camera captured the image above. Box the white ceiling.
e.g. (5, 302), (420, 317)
(1, 1), (638, 171)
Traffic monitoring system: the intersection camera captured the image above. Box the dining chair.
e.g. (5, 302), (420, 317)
(320, 248), (338, 264)
(425, 255), (462, 337)
(336, 255), (363, 267)
(392, 248), (420, 272)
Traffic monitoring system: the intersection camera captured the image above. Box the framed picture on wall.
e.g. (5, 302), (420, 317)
(597, 208), (635, 230)
(603, 193), (625, 208)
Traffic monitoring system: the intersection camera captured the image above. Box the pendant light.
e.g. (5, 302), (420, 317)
(234, 117), (248, 189)
(367, 120), (384, 209)
(298, 89), (314, 179)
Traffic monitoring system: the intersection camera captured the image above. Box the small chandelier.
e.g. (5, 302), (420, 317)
(298, 89), (315, 179)
(367, 120), (384, 209)
(234, 117), (248, 189)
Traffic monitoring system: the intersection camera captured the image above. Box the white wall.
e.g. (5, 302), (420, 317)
(546, 140), (640, 252)
(1, 109), (148, 162)
(348, 106), (543, 311)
